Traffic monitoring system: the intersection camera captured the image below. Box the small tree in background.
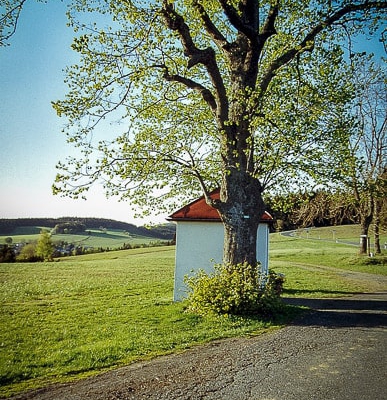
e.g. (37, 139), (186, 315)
(0, 244), (15, 263)
(36, 230), (54, 262)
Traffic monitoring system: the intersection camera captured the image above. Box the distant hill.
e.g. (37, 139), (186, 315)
(0, 218), (175, 240)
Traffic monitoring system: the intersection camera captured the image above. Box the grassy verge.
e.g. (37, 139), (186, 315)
(270, 232), (386, 297)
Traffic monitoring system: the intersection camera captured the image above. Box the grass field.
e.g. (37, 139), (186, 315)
(0, 227), (166, 249)
(0, 247), (291, 397)
(1, 226), (386, 397)
(272, 244), (385, 298)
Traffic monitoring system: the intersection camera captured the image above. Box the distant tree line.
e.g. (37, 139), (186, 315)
(265, 189), (387, 253)
(266, 189), (384, 230)
(52, 222), (86, 234)
(265, 190), (359, 231)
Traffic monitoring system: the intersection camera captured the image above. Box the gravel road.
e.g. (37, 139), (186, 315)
(7, 276), (387, 400)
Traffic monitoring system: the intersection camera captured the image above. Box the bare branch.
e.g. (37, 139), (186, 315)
(153, 63), (217, 113)
(0, 0), (27, 46)
(259, 1), (387, 94)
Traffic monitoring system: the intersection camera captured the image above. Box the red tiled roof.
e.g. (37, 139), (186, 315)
(168, 188), (273, 222)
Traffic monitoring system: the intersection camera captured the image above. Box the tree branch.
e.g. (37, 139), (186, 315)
(0, 0), (27, 46)
(161, 1), (228, 121)
(259, 2), (278, 42)
(161, 1), (219, 71)
(153, 64), (217, 113)
(193, 0), (230, 50)
(218, 0), (257, 40)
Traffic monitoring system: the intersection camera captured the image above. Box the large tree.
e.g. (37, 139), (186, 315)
(344, 61), (387, 254)
(50, 1), (386, 266)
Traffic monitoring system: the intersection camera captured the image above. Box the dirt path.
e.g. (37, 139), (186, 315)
(7, 272), (387, 400)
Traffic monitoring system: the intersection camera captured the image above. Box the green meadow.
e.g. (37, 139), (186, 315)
(0, 227), (166, 249)
(1, 225), (386, 397)
(270, 227), (386, 297)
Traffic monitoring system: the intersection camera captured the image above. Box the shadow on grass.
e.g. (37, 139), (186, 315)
(283, 292), (387, 328)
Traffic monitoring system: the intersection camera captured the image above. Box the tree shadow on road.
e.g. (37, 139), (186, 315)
(283, 288), (363, 297)
(283, 293), (387, 329)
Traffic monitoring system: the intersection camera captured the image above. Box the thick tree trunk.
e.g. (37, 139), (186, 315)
(374, 198), (382, 254)
(359, 219), (372, 255)
(223, 215), (260, 266)
(358, 196), (374, 255)
(218, 173), (265, 266)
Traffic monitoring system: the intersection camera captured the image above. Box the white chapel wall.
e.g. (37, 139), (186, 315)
(173, 221), (224, 301)
(257, 223), (269, 275)
(173, 220), (270, 301)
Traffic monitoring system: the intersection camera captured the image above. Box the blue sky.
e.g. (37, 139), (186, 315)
(0, 2), (385, 225)
(0, 0), (167, 225)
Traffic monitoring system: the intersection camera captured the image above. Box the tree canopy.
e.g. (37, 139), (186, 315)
(52, 2), (385, 201)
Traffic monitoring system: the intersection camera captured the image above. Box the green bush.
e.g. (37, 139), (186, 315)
(185, 263), (285, 317)
(16, 243), (42, 262)
(363, 255), (387, 266)
(0, 245), (15, 263)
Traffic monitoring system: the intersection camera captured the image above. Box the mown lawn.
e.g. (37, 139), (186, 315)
(1, 230), (385, 397)
(270, 229), (386, 297)
(0, 247), (291, 397)
(271, 228), (386, 273)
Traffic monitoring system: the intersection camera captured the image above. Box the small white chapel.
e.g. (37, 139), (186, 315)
(168, 188), (274, 301)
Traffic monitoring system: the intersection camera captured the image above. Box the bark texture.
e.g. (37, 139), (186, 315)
(219, 173), (265, 265)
